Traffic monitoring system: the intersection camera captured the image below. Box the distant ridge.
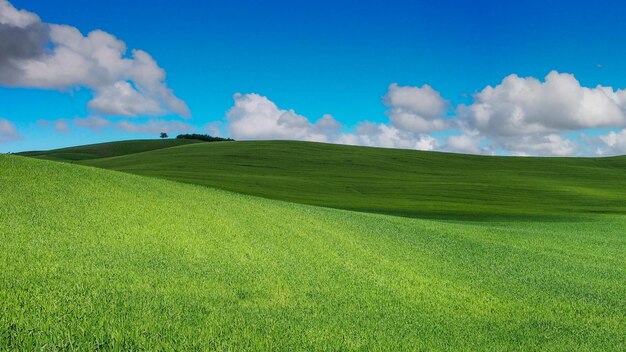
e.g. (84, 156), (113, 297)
(22, 139), (626, 220)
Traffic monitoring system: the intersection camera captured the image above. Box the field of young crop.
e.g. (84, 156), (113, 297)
(1, 155), (624, 350)
(46, 140), (626, 220)
(18, 139), (201, 162)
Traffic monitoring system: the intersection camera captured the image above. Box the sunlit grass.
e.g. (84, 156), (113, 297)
(1, 155), (624, 350)
(64, 140), (626, 220)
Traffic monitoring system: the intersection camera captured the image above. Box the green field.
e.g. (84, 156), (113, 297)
(4, 140), (626, 349)
(29, 139), (626, 220)
(18, 139), (202, 161)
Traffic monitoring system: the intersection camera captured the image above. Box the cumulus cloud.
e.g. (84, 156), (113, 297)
(225, 75), (621, 156)
(337, 123), (438, 151)
(0, 0), (47, 81)
(594, 129), (626, 156)
(0, 118), (20, 142)
(463, 71), (626, 136)
(117, 119), (193, 134)
(227, 93), (342, 142)
(0, 0), (189, 117)
(87, 81), (166, 116)
(495, 134), (578, 157)
(445, 133), (482, 154)
(384, 83), (448, 133)
(444, 70), (626, 156)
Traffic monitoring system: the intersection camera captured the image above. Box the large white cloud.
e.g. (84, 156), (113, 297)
(0, 0), (189, 117)
(439, 70), (626, 156)
(463, 71), (626, 136)
(0, 118), (19, 142)
(384, 83), (448, 133)
(227, 93), (341, 142)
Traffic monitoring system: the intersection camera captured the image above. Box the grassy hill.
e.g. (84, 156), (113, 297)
(1, 155), (624, 349)
(18, 139), (201, 161)
(28, 140), (626, 220)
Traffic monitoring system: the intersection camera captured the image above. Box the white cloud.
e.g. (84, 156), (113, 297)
(452, 70), (626, 156)
(445, 133), (482, 154)
(495, 134), (578, 157)
(227, 92), (439, 151)
(225, 84), (451, 151)
(464, 71), (626, 137)
(595, 129), (626, 156)
(338, 123), (438, 151)
(0, 118), (20, 142)
(224, 78), (611, 156)
(0, 0), (38, 27)
(384, 83), (448, 133)
(227, 93), (341, 142)
(87, 81), (165, 116)
(117, 119), (193, 134)
(0, 0), (189, 117)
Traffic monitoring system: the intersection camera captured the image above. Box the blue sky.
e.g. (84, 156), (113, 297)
(2, 0), (626, 155)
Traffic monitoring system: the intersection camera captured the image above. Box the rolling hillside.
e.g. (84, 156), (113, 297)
(27, 140), (626, 219)
(18, 139), (201, 161)
(1, 155), (624, 349)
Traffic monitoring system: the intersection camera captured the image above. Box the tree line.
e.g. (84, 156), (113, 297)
(175, 134), (235, 142)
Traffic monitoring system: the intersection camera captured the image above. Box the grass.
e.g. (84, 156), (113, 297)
(1, 155), (624, 350)
(33, 139), (626, 220)
(17, 139), (201, 161)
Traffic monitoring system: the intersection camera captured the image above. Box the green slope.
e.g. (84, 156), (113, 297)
(18, 139), (201, 161)
(61, 140), (626, 220)
(1, 155), (624, 350)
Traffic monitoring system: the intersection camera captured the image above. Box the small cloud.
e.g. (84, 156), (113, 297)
(384, 83), (449, 133)
(54, 119), (70, 133)
(37, 118), (71, 133)
(204, 121), (223, 136)
(0, 118), (21, 142)
(73, 116), (110, 131)
(593, 128), (626, 156)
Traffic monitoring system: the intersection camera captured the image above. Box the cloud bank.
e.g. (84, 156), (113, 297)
(225, 72), (626, 156)
(226, 86), (443, 152)
(0, 0), (189, 118)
